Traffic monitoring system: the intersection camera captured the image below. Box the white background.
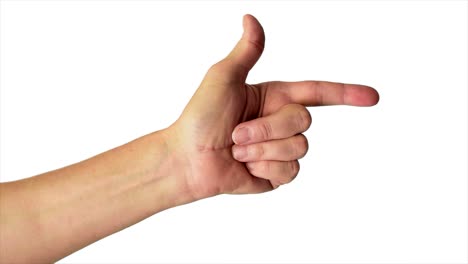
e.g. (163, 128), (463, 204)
(1, 1), (467, 263)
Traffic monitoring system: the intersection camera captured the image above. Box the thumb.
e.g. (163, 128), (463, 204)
(223, 14), (265, 79)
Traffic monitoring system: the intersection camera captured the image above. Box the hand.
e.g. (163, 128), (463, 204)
(166, 14), (379, 199)
(0, 15), (379, 262)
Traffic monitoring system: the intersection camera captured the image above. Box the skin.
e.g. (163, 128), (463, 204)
(0, 15), (379, 263)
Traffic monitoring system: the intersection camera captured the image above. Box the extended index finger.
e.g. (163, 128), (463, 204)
(260, 81), (379, 115)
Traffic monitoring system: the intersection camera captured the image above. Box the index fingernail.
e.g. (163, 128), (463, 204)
(233, 127), (250, 144)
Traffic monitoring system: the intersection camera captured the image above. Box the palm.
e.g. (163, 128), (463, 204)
(175, 73), (271, 197)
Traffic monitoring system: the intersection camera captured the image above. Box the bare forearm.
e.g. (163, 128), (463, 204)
(0, 129), (193, 263)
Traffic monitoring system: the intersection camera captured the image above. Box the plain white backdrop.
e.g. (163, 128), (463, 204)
(1, 1), (467, 263)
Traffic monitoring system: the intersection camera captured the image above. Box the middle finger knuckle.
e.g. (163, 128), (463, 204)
(293, 134), (309, 158)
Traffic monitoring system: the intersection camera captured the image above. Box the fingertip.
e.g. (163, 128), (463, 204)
(223, 14), (265, 81)
(364, 86), (380, 106)
(370, 87), (380, 105)
(232, 124), (241, 144)
(232, 126), (251, 145)
(241, 14), (265, 47)
(346, 85), (380, 106)
(242, 14), (251, 28)
(243, 14), (259, 28)
(231, 145), (247, 161)
(242, 15), (248, 32)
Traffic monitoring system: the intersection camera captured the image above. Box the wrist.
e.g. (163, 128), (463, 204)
(141, 128), (198, 209)
(157, 126), (205, 202)
(162, 123), (224, 201)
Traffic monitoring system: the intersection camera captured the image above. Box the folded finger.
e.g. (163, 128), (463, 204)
(246, 160), (300, 187)
(232, 134), (308, 162)
(232, 104), (311, 145)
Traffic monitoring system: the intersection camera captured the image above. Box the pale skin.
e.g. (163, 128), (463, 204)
(0, 15), (379, 263)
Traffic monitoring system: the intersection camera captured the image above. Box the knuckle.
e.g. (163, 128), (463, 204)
(294, 134), (309, 158)
(295, 107), (312, 132)
(256, 121), (273, 141)
(289, 160), (300, 178)
(250, 144), (265, 159)
(277, 161), (300, 185)
(207, 61), (224, 75)
(278, 175), (291, 185)
(207, 59), (246, 83)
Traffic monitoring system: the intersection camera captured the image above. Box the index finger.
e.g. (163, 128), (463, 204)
(261, 80), (379, 110)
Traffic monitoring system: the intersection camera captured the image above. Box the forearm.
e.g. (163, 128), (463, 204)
(0, 129), (193, 263)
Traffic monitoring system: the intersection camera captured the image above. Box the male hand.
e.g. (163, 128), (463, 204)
(167, 15), (379, 199)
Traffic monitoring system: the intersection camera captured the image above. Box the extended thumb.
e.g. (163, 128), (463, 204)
(225, 14), (265, 74)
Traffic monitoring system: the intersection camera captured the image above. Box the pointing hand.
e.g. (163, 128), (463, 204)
(167, 14), (379, 199)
